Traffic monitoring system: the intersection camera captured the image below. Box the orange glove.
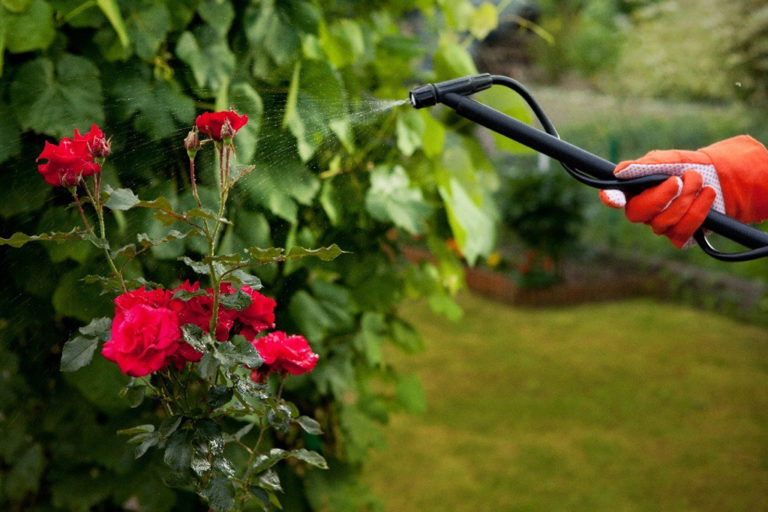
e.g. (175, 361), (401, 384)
(599, 135), (768, 248)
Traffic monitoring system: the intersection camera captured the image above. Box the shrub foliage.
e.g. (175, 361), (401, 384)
(0, 0), (527, 510)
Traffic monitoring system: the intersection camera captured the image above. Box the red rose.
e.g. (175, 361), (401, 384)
(195, 110), (248, 141)
(36, 125), (108, 187)
(37, 139), (101, 187)
(170, 281), (235, 342)
(116, 285), (173, 311)
(250, 331), (319, 382)
(102, 304), (183, 377)
(229, 285), (276, 341)
(73, 124), (111, 159)
(103, 287), (202, 376)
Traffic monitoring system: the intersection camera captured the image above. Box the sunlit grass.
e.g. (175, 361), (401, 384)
(364, 293), (768, 511)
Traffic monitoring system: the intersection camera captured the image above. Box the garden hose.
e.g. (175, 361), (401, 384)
(409, 73), (768, 261)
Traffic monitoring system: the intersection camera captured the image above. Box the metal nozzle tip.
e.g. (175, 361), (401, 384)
(408, 84), (437, 109)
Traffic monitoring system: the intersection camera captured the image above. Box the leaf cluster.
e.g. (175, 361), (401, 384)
(0, 0), (526, 510)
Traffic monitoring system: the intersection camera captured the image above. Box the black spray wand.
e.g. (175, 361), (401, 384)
(409, 73), (768, 261)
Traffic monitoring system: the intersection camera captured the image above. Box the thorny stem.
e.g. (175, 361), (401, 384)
(71, 188), (92, 232)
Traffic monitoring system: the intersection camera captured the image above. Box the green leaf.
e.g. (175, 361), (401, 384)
(79, 317), (112, 341)
(433, 41), (478, 81)
(396, 109), (425, 156)
(290, 448), (328, 469)
(4, 0), (55, 54)
(197, 0), (234, 36)
(365, 165), (432, 235)
(201, 476), (235, 512)
(136, 229), (200, 251)
(5, 443), (45, 500)
(176, 25), (235, 96)
(117, 424), (155, 437)
(181, 324), (211, 352)
(282, 58), (352, 160)
(228, 82), (263, 164)
(219, 289), (252, 311)
(258, 470), (283, 492)
(191, 454), (212, 476)
(60, 335), (99, 372)
(0, 102), (21, 163)
(245, 246), (285, 262)
(244, 3), (300, 66)
(470, 1), (498, 40)
(11, 54), (104, 138)
(2, 0), (33, 13)
(439, 0), (474, 31)
(135, 432), (159, 459)
(214, 335), (263, 368)
(64, 354), (131, 411)
(111, 71), (195, 139)
(163, 430), (192, 472)
(96, 0), (129, 47)
(438, 176), (496, 266)
(213, 456), (236, 478)
(391, 318), (424, 353)
(357, 312), (387, 366)
(421, 109), (445, 158)
(0, 229), (84, 248)
(286, 244), (346, 262)
(227, 269), (263, 289)
(124, 2), (170, 60)
(179, 256), (212, 275)
(197, 353), (219, 380)
(123, 385), (146, 408)
(396, 373), (426, 414)
(296, 415), (323, 435)
(289, 290), (334, 344)
(104, 187), (140, 211)
(318, 18), (364, 68)
(172, 287), (207, 301)
(475, 86), (535, 154)
(206, 385), (234, 409)
(158, 415), (183, 438)
(243, 153), (320, 223)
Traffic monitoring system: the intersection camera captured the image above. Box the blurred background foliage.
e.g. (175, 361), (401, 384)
(480, 0), (768, 309)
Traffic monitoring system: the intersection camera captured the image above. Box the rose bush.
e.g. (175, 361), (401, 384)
(0, 1), (520, 510)
(4, 112), (337, 511)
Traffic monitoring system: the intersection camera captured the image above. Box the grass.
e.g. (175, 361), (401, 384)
(363, 293), (768, 511)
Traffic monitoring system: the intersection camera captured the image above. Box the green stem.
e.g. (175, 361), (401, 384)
(83, 179), (127, 293)
(61, 0), (96, 23)
(189, 157), (203, 209)
(207, 145), (231, 335)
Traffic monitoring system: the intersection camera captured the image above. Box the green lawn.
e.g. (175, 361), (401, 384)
(364, 293), (768, 511)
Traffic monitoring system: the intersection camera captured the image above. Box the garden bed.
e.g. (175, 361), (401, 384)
(403, 246), (766, 320)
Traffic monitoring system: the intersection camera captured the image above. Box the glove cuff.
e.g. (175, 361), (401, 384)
(699, 135), (768, 223)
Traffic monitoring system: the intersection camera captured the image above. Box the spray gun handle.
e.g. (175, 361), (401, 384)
(433, 90), (768, 259)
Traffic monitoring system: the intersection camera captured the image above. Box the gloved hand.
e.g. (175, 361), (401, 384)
(599, 135), (768, 248)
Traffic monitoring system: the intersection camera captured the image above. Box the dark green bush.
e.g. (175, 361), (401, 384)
(0, 1), (525, 510)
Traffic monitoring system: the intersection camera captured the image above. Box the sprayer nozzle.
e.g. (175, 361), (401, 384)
(409, 85), (437, 109)
(408, 73), (494, 109)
